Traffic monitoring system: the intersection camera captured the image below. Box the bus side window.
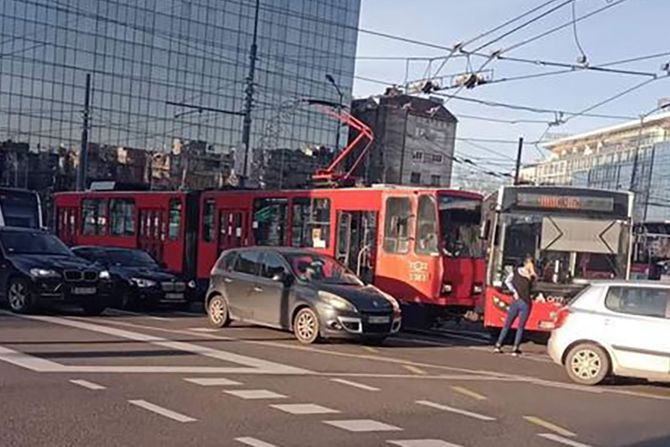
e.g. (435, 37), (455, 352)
(383, 197), (411, 254)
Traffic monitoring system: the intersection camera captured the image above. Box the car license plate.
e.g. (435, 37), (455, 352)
(165, 293), (184, 300)
(73, 287), (96, 295)
(368, 316), (390, 324)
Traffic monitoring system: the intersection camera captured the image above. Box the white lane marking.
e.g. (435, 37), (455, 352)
(106, 309), (171, 321)
(184, 377), (241, 386)
(128, 399), (196, 422)
(0, 345), (67, 372)
(235, 437), (278, 447)
(323, 419), (402, 432)
(69, 379), (106, 390)
(537, 434), (592, 447)
(388, 440), (464, 447)
(270, 403), (340, 415)
(416, 400), (496, 422)
(330, 378), (380, 391)
(224, 389), (287, 400)
(11, 314), (309, 375)
(524, 416), (576, 437)
(188, 327), (220, 333)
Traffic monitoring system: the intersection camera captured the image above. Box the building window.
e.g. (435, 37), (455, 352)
(432, 154), (443, 163)
(291, 198), (331, 248)
(383, 197), (411, 254)
(410, 172), (421, 184)
(412, 151), (423, 161)
(110, 198), (135, 236)
(81, 199), (108, 236)
(168, 199), (182, 240)
(253, 198), (288, 246)
(430, 175), (441, 186)
(202, 200), (215, 242)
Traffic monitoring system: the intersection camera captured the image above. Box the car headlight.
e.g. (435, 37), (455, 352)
(131, 277), (157, 288)
(29, 268), (60, 278)
(99, 270), (111, 280)
(318, 291), (357, 313)
(187, 280), (197, 289)
(379, 290), (401, 316)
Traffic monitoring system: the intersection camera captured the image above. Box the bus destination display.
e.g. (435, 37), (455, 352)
(516, 193), (614, 212)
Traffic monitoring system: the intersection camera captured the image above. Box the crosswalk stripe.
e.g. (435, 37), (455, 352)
(416, 400), (496, 421)
(128, 400), (196, 422)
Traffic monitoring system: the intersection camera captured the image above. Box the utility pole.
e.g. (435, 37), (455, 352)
(241, 0), (260, 186)
(514, 136), (524, 185)
(77, 73), (91, 191)
(325, 74), (344, 151)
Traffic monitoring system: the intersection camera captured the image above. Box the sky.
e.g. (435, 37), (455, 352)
(353, 0), (670, 173)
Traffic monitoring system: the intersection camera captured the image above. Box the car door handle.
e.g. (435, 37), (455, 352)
(223, 278), (233, 284)
(604, 318), (611, 326)
(253, 286), (263, 293)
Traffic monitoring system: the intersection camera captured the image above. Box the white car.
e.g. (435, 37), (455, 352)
(547, 280), (670, 385)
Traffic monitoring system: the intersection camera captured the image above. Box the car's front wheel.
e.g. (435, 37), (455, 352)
(293, 307), (320, 344)
(565, 342), (610, 385)
(7, 278), (33, 314)
(207, 295), (231, 328)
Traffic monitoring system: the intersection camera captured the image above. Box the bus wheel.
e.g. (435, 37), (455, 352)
(207, 296), (230, 328)
(7, 278), (33, 314)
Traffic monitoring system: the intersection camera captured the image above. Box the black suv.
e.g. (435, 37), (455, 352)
(206, 247), (402, 344)
(0, 227), (111, 315)
(72, 246), (195, 310)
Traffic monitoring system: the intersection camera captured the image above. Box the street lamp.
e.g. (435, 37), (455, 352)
(325, 74), (343, 150)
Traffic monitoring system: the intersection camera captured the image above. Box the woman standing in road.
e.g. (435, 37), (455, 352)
(494, 255), (536, 356)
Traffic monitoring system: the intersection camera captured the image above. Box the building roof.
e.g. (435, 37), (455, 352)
(543, 110), (670, 151)
(353, 94), (457, 123)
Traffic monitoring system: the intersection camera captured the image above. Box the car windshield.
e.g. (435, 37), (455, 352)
(105, 249), (158, 268)
(284, 253), (363, 286)
(0, 231), (71, 255)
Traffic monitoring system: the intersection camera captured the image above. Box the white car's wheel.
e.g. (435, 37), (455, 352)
(565, 343), (610, 385)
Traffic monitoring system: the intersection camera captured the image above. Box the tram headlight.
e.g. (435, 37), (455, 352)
(442, 283), (453, 294)
(319, 291), (357, 313)
(131, 277), (157, 288)
(472, 283), (483, 294)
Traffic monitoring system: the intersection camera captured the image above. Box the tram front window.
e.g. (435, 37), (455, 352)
(438, 196), (483, 258)
(496, 213), (627, 284)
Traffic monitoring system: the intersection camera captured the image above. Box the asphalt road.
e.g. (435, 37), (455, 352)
(1, 306), (669, 447)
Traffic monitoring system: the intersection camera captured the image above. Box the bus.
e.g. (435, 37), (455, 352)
(0, 187), (43, 228)
(54, 185), (486, 323)
(480, 185), (633, 332)
(631, 221), (670, 280)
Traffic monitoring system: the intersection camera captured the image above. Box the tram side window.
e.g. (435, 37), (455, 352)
(253, 198), (288, 246)
(81, 199), (108, 236)
(415, 195), (438, 254)
(202, 200), (215, 242)
(292, 198), (331, 249)
(110, 199), (135, 236)
(168, 199), (182, 240)
(383, 197), (411, 254)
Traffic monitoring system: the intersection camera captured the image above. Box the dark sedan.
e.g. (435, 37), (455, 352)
(205, 247), (402, 344)
(72, 246), (195, 310)
(0, 227), (111, 315)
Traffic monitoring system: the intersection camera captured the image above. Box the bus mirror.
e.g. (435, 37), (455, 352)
(480, 220), (491, 240)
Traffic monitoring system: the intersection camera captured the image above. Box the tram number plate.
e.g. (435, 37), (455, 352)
(165, 293), (184, 300)
(73, 287), (96, 295)
(368, 316), (390, 324)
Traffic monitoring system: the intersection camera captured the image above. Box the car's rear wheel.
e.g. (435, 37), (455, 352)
(565, 343), (610, 385)
(293, 307), (320, 344)
(207, 295), (231, 328)
(7, 278), (33, 314)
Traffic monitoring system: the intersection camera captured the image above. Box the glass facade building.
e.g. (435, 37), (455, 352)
(575, 142), (670, 221)
(0, 0), (360, 160)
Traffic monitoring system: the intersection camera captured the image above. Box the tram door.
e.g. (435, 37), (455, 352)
(218, 209), (248, 256)
(138, 208), (166, 262)
(57, 207), (78, 245)
(336, 211), (377, 282)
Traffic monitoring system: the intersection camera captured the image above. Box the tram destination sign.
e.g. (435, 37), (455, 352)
(515, 193), (614, 212)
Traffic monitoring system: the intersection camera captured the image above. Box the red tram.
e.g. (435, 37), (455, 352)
(54, 186), (485, 321)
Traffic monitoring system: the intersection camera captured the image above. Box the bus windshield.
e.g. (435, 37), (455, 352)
(438, 196), (483, 258)
(494, 213), (629, 284)
(0, 190), (40, 228)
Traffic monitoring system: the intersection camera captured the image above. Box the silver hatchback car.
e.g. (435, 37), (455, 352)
(548, 280), (670, 385)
